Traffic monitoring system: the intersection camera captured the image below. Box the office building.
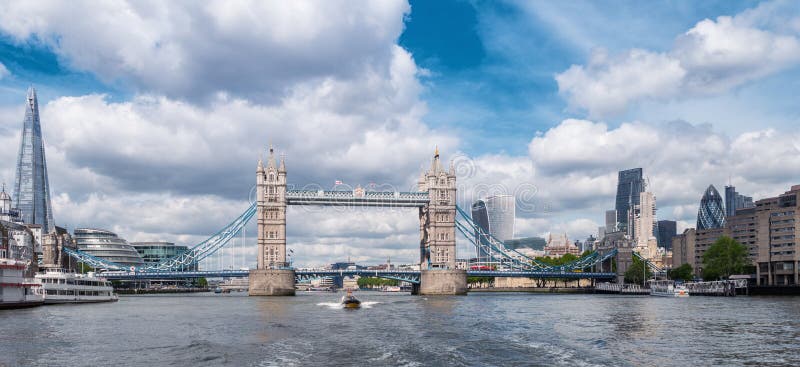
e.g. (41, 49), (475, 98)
(614, 168), (644, 233)
(485, 194), (515, 242)
(632, 191), (658, 259)
(725, 185), (754, 217)
(656, 220), (677, 251)
(471, 200), (491, 258)
(754, 185), (800, 286)
(130, 241), (196, 271)
(12, 87), (55, 233)
(697, 185), (726, 230)
(604, 210), (616, 233)
(73, 228), (144, 267)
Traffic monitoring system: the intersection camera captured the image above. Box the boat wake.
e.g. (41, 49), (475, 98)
(316, 301), (381, 309)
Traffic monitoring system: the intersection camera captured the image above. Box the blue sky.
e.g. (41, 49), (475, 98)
(0, 1), (798, 266)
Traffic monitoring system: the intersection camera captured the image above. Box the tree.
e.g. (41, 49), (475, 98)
(668, 264), (694, 282)
(624, 255), (652, 285)
(702, 236), (749, 280)
(196, 277), (208, 288)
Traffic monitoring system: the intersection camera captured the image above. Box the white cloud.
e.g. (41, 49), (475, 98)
(0, 62), (9, 80)
(0, 1), (410, 102)
(556, 2), (800, 117)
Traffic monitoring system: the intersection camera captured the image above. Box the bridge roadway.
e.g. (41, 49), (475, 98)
(101, 269), (617, 283)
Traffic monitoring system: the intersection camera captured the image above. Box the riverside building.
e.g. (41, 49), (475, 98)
(130, 241), (196, 271)
(73, 228), (144, 268)
(672, 184), (800, 285)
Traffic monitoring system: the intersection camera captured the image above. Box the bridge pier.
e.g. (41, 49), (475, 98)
(248, 269), (296, 296)
(418, 269), (467, 295)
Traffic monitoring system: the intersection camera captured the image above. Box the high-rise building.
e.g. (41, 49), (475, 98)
(615, 168), (644, 233)
(485, 194), (515, 242)
(604, 210), (616, 233)
(725, 185), (754, 217)
(656, 220), (677, 251)
(697, 185), (726, 230)
(12, 87), (55, 234)
(470, 200), (490, 259)
(633, 191), (658, 259)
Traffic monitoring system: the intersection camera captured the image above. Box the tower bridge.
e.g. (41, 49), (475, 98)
(62, 145), (624, 294)
(251, 146), (462, 295)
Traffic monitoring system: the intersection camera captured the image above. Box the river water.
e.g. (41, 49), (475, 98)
(2, 292), (799, 366)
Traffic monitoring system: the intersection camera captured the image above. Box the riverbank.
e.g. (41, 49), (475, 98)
(469, 287), (593, 293)
(116, 287), (210, 295)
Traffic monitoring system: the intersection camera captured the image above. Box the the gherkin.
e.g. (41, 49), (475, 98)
(12, 87), (55, 233)
(697, 185), (725, 230)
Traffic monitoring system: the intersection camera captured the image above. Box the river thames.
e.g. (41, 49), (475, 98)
(2, 292), (799, 366)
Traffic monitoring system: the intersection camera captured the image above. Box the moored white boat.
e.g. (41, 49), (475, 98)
(0, 258), (44, 309)
(36, 268), (118, 304)
(649, 280), (690, 297)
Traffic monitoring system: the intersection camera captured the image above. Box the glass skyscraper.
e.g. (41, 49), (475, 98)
(615, 168), (644, 232)
(724, 185), (754, 217)
(656, 220), (677, 251)
(485, 195), (515, 242)
(12, 87), (55, 233)
(471, 200), (491, 258)
(697, 185), (726, 230)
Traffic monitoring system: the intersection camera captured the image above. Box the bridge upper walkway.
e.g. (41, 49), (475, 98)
(286, 190), (429, 207)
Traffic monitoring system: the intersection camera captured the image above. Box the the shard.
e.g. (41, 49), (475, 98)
(12, 87), (55, 233)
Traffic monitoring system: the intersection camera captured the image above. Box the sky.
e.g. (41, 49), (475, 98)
(0, 0), (798, 268)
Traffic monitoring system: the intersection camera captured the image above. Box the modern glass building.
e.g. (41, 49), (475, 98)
(130, 241), (196, 271)
(656, 220), (677, 251)
(615, 168), (644, 233)
(12, 87), (55, 233)
(724, 185), (754, 217)
(73, 228), (145, 267)
(471, 200), (491, 258)
(697, 185), (726, 230)
(485, 194), (515, 242)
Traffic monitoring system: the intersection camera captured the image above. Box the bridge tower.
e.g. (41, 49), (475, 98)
(416, 148), (467, 295)
(249, 146), (295, 296)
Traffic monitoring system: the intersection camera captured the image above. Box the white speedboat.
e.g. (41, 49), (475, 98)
(649, 280), (690, 297)
(0, 258), (44, 309)
(36, 268), (118, 304)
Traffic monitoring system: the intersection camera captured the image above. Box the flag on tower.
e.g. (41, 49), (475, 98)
(335, 180), (343, 185)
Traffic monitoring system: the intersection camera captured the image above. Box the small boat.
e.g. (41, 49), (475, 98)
(340, 289), (361, 309)
(214, 287), (223, 294)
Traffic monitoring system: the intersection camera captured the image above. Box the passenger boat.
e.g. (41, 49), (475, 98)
(0, 258), (44, 309)
(35, 268), (118, 304)
(649, 280), (690, 297)
(341, 289), (361, 309)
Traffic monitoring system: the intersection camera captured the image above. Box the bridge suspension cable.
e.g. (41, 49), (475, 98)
(454, 204), (616, 273)
(64, 202), (257, 272)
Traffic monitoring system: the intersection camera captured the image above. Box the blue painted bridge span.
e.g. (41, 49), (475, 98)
(101, 269), (617, 283)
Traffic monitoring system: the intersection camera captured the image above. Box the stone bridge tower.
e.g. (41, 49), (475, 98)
(418, 148), (457, 269)
(417, 148), (466, 295)
(250, 146), (295, 296)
